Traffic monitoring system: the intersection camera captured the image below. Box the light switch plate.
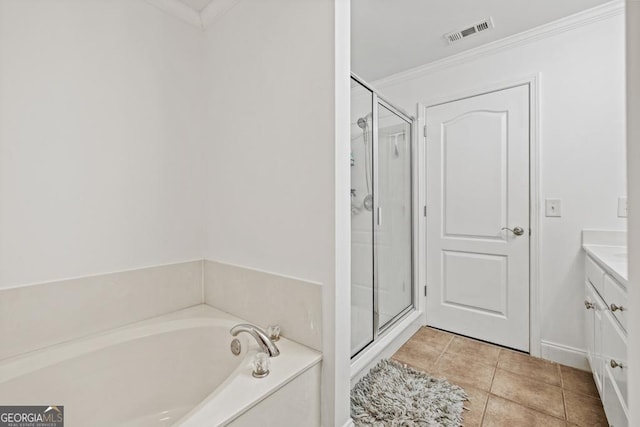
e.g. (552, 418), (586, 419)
(545, 199), (561, 217)
(618, 197), (628, 217)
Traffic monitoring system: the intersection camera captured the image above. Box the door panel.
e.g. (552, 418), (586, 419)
(442, 251), (507, 316)
(443, 111), (507, 239)
(426, 85), (530, 351)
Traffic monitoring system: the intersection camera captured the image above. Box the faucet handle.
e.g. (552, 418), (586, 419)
(267, 325), (281, 342)
(252, 352), (270, 378)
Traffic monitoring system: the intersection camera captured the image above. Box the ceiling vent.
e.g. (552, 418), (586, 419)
(444, 17), (494, 45)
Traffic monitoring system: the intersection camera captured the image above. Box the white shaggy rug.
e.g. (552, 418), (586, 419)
(351, 359), (468, 427)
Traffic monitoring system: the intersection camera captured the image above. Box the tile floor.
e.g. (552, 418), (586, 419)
(392, 327), (607, 427)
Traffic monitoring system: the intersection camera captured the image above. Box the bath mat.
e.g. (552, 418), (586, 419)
(351, 359), (467, 427)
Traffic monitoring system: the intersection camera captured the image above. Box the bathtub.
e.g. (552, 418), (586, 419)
(0, 305), (322, 426)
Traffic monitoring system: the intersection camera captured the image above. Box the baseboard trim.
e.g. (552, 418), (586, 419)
(540, 340), (589, 370)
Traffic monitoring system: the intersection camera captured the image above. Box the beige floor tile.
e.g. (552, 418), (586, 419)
(458, 384), (488, 427)
(392, 336), (443, 372)
(482, 395), (566, 427)
(560, 365), (599, 398)
(413, 326), (454, 351)
(497, 349), (562, 387)
(491, 369), (565, 419)
(392, 328), (607, 427)
(564, 390), (608, 427)
(432, 351), (496, 391)
(446, 336), (501, 367)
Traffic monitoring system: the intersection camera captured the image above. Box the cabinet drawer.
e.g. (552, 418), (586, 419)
(604, 274), (628, 331)
(586, 255), (605, 296)
(602, 311), (627, 408)
(603, 364), (628, 427)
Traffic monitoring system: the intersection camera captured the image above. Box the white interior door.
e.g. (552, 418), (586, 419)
(425, 85), (530, 351)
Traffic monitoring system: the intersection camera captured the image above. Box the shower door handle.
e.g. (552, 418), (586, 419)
(376, 207), (382, 226)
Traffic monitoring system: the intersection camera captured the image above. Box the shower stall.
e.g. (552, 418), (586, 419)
(350, 74), (416, 357)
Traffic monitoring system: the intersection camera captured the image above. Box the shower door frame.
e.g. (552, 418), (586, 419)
(351, 73), (418, 356)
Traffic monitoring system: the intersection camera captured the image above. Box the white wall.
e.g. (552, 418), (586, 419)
(0, 0), (206, 288)
(625, 0), (640, 424)
(375, 12), (626, 359)
(202, 1), (335, 291)
(201, 1), (350, 425)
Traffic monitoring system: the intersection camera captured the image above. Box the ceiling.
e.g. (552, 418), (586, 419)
(352, 0), (616, 82)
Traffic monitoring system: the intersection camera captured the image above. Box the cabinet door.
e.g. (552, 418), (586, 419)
(586, 283), (605, 393)
(594, 294), (607, 395)
(584, 282), (595, 367)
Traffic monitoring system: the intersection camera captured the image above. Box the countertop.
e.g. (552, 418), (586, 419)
(583, 244), (628, 287)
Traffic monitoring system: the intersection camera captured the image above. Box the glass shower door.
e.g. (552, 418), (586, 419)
(375, 101), (413, 331)
(350, 75), (414, 358)
(350, 78), (375, 356)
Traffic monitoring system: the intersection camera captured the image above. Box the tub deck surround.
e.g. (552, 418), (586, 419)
(224, 363), (322, 427)
(203, 260), (323, 351)
(0, 258), (321, 362)
(0, 305), (322, 427)
(0, 260), (203, 361)
(0, 260), (323, 424)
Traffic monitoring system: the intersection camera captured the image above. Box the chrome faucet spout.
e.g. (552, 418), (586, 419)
(230, 324), (280, 357)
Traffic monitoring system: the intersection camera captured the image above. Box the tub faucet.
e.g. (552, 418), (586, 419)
(230, 324), (280, 357)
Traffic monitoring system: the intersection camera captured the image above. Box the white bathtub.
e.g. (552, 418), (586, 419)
(0, 305), (322, 426)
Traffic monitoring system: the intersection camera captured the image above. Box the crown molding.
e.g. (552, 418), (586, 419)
(201, 0), (240, 28)
(145, 0), (241, 30)
(145, 0), (202, 28)
(373, 0), (625, 88)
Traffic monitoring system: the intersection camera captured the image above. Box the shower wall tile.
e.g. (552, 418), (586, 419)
(0, 261), (203, 361)
(204, 260), (322, 351)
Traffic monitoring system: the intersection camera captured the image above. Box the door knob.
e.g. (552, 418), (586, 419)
(502, 226), (525, 236)
(584, 300), (595, 310)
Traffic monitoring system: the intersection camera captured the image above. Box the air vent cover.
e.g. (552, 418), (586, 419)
(444, 17), (494, 45)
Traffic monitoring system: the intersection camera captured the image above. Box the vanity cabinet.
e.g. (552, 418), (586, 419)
(584, 281), (605, 392)
(584, 253), (628, 427)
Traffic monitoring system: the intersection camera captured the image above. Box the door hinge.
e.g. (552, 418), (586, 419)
(424, 285), (427, 297)
(423, 205), (427, 217)
(423, 125), (428, 138)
